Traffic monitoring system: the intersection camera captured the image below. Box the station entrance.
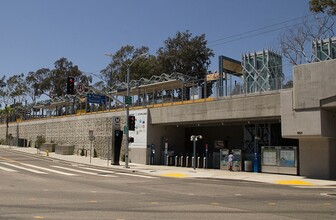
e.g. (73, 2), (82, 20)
(152, 121), (298, 173)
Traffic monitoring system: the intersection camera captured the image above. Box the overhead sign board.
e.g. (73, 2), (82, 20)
(87, 93), (106, 104)
(219, 55), (243, 77)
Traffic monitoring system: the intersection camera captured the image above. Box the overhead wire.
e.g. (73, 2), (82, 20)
(208, 14), (316, 47)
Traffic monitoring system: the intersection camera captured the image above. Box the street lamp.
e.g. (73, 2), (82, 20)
(105, 52), (147, 168)
(124, 53), (147, 168)
(190, 135), (202, 169)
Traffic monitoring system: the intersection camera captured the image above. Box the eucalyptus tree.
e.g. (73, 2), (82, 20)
(0, 105), (14, 143)
(25, 58), (91, 100)
(25, 69), (50, 104)
(7, 73), (28, 104)
(101, 45), (158, 88)
(49, 58), (83, 98)
(0, 76), (6, 106)
(156, 30), (214, 78)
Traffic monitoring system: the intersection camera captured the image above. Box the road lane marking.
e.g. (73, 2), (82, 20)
(0, 165), (18, 172)
(80, 167), (116, 174)
(0, 162), (47, 174)
(115, 172), (158, 179)
(21, 163), (78, 176)
(275, 180), (314, 186)
(51, 165), (116, 177)
(160, 173), (189, 178)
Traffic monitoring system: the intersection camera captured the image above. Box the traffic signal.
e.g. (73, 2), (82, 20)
(67, 76), (75, 94)
(128, 115), (135, 131)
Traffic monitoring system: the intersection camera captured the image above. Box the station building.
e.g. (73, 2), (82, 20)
(1, 38), (336, 180)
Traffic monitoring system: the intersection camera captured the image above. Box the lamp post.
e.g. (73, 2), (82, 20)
(190, 135), (202, 169)
(124, 53), (147, 168)
(105, 52), (147, 168)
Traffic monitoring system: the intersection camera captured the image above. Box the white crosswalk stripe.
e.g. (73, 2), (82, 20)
(0, 162), (47, 174)
(22, 163), (78, 176)
(115, 172), (158, 179)
(0, 162), (157, 179)
(0, 165), (18, 172)
(51, 165), (117, 177)
(80, 166), (115, 174)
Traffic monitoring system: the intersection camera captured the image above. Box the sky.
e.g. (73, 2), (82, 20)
(0, 0), (313, 82)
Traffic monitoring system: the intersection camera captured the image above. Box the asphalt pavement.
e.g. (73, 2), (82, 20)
(1, 145), (335, 187)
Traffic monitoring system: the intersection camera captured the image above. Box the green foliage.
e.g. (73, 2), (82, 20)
(35, 135), (46, 148)
(80, 146), (85, 156)
(157, 30), (214, 78)
(310, 0), (336, 15)
(101, 31), (214, 87)
(101, 45), (158, 86)
(25, 58), (92, 100)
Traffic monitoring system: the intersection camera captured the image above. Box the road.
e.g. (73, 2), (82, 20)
(0, 149), (335, 220)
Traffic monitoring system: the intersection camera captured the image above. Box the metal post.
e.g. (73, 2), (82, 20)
(125, 66), (130, 168)
(193, 140), (196, 170)
(90, 140), (92, 164)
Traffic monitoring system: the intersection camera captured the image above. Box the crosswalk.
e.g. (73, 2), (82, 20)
(0, 161), (158, 179)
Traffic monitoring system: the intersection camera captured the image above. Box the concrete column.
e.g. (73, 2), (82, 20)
(299, 138), (336, 179)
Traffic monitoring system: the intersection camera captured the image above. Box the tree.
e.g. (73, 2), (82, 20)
(0, 76), (6, 106)
(310, 0), (336, 15)
(157, 30), (214, 78)
(25, 58), (91, 100)
(6, 73), (28, 104)
(0, 105), (14, 144)
(50, 58), (83, 98)
(279, 14), (335, 65)
(25, 69), (50, 104)
(101, 45), (158, 88)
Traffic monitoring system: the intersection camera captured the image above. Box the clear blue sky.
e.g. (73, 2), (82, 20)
(0, 0), (311, 81)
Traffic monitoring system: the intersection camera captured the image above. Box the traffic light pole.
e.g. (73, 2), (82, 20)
(125, 66), (130, 169)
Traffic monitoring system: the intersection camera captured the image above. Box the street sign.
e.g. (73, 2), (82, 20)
(125, 96), (132, 105)
(114, 117), (120, 125)
(76, 83), (85, 94)
(123, 125), (129, 135)
(89, 130), (95, 141)
(87, 93), (106, 104)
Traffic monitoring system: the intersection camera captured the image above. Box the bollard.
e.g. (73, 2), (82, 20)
(192, 156), (195, 168)
(166, 155), (169, 166)
(203, 157), (207, 169)
(180, 156), (184, 167)
(186, 156), (189, 167)
(46, 150), (49, 157)
(197, 156), (201, 168)
(175, 156), (179, 166)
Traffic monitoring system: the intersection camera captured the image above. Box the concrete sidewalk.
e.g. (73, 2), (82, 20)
(1, 145), (336, 187)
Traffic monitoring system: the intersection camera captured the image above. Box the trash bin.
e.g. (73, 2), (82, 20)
(244, 161), (253, 172)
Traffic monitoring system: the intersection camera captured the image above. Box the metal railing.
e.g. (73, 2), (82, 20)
(1, 76), (293, 123)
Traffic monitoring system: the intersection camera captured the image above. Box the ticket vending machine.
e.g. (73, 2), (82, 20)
(232, 149), (242, 171)
(220, 149), (242, 171)
(220, 149), (229, 170)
